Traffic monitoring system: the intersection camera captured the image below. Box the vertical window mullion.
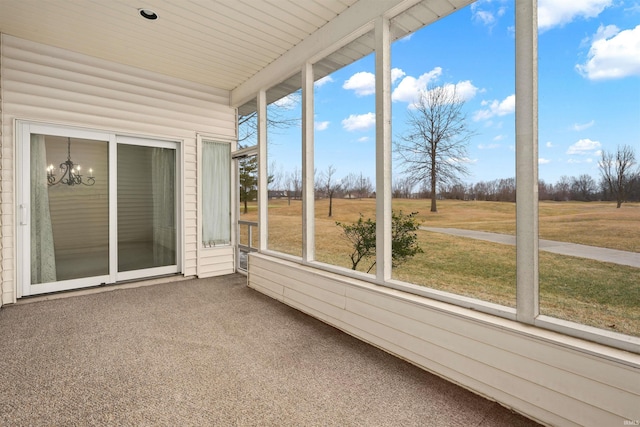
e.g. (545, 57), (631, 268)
(515, 0), (539, 324)
(257, 90), (268, 251)
(375, 16), (392, 283)
(302, 63), (315, 262)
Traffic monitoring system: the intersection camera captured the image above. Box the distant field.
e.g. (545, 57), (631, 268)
(241, 198), (640, 336)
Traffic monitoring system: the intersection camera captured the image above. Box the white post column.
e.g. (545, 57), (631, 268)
(257, 90), (268, 251)
(375, 17), (392, 282)
(515, 0), (539, 323)
(302, 63), (315, 262)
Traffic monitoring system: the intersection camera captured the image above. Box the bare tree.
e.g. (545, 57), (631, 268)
(570, 174), (598, 202)
(394, 85), (475, 212)
(322, 165), (341, 217)
(392, 176), (414, 199)
(238, 91), (301, 145)
(355, 173), (373, 199)
(284, 167), (302, 204)
(341, 173), (357, 199)
(554, 175), (571, 201)
(599, 145), (639, 208)
(269, 160), (284, 192)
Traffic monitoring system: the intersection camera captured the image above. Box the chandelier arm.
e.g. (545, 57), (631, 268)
(46, 138), (96, 187)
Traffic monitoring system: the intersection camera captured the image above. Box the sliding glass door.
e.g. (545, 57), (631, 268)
(17, 122), (180, 296)
(116, 138), (178, 281)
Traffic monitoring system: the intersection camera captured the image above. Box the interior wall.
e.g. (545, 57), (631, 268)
(117, 145), (153, 246)
(45, 137), (109, 256)
(248, 254), (640, 427)
(1, 34), (236, 303)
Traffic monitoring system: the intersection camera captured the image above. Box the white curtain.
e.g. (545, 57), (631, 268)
(151, 147), (176, 265)
(30, 134), (57, 284)
(202, 141), (231, 246)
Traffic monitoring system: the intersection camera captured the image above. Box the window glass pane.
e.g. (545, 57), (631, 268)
(238, 97), (258, 148)
(538, 4), (640, 337)
(32, 135), (109, 283)
(117, 144), (176, 272)
(314, 31), (376, 274)
(202, 140), (231, 246)
(266, 82), (303, 257)
(391, 3), (517, 307)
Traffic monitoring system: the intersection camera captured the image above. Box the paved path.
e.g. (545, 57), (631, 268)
(420, 227), (640, 268)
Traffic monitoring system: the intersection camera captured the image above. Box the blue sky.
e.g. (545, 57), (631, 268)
(265, 0), (640, 187)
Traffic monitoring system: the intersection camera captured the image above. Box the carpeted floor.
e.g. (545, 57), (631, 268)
(0, 274), (541, 426)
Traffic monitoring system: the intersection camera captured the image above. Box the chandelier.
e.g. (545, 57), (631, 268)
(47, 137), (95, 186)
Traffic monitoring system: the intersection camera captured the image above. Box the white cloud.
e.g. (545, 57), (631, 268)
(566, 138), (602, 154)
(538, 0), (612, 31)
(471, 0), (507, 30)
(568, 158), (595, 164)
(314, 76), (334, 88)
(342, 113), (375, 131)
(391, 67), (442, 103)
(343, 71), (375, 96)
(391, 68), (406, 84)
(315, 121), (330, 131)
(445, 80), (479, 102)
(407, 81), (479, 109)
(273, 93), (300, 109)
(572, 120), (595, 131)
(473, 94), (515, 121)
(539, 158), (551, 164)
(478, 143), (500, 149)
(576, 24), (640, 80)
(546, 141), (554, 148)
(357, 136), (370, 143)
(474, 10), (497, 26)
(493, 134), (505, 141)
(446, 156), (477, 165)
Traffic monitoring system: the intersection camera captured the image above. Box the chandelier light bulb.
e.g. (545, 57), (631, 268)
(47, 137), (96, 187)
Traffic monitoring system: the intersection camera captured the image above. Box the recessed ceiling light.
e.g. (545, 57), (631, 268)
(139, 9), (158, 20)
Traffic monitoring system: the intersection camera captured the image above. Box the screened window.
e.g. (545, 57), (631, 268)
(202, 140), (231, 247)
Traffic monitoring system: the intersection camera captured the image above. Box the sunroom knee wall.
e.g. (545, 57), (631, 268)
(248, 253), (640, 427)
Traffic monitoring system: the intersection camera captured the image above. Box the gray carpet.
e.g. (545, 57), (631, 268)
(0, 275), (541, 426)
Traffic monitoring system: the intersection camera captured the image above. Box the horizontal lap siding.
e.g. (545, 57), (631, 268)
(1, 34), (236, 303)
(248, 253), (640, 427)
(198, 247), (234, 277)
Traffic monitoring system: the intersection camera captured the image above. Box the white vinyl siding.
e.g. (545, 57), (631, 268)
(1, 34), (236, 303)
(248, 253), (640, 427)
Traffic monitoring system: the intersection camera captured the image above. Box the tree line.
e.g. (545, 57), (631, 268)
(438, 174), (640, 203)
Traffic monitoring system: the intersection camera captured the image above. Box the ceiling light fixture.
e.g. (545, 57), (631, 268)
(47, 137), (95, 187)
(139, 9), (158, 20)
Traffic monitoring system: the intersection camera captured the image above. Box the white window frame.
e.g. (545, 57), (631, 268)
(244, 4), (640, 354)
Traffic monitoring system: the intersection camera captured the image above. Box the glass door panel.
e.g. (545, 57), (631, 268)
(30, 134), (109, 284)
(19, 122), (180, 296)
(117, 144), (176, 272)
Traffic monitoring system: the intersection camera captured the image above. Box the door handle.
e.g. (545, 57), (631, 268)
(19, 203), (29, 225)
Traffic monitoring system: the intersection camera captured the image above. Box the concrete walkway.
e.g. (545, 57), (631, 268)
(421, 227), (640, 268)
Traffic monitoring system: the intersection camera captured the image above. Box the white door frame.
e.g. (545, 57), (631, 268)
(16, 121), (182, 297)
(115, 135), (182, 283)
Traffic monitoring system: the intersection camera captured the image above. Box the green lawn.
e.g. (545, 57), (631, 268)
(244, 198), (640, 337)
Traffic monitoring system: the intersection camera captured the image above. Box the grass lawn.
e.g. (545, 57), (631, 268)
(242, 198), (640, 337)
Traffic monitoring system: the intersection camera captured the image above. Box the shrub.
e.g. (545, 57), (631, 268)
(336, 210), (423, 273)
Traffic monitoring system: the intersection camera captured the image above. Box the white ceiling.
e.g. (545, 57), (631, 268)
(0, 0), (358, 92)
(0, 0), (472, 110)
